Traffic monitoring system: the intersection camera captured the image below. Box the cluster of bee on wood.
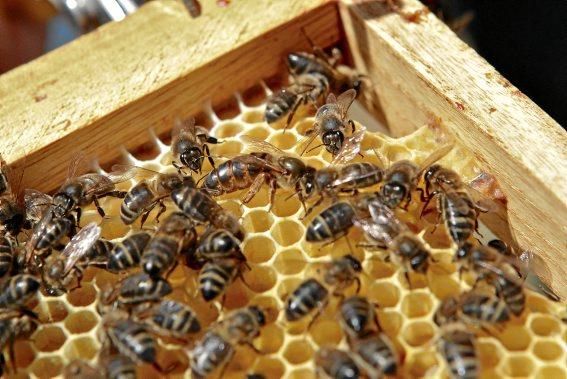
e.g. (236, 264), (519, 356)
(0, 41), (562, 379)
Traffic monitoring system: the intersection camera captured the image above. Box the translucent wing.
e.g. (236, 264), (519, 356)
(232, 154), (285, 174)
(325, 92), (337, 104)
(111, 164), (162, 181)
(24, 189), (53, 221)
(240, 135), (288, 157)
(517, 250), (560, 302)
(105, 166), (138, 184)
(172, 117), (196, 139)
(331, 124), (367, 165)
(335, 89), (357, 118)
(61, 222), (101, 275)
(354, 198), (407, 247)
(330, 162), (383, 188)
(466, 171), (508, 213)
(25, 209), (54, 262)
(416, 144), (454, 173)
(66, 151), (89, 182)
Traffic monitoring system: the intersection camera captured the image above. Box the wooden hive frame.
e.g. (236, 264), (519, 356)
(0, 0), (565, 299)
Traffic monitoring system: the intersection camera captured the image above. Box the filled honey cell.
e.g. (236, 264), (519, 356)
(402, 321), (435, 347)
(283, 340), (314, 365)
(242, 210), (275, 233)
(498, 325), (533, 351)
(214, 122), (244, 138)
(309, 319), (343, 347)
(530, 315), (562, 336)
(533, 340), (564, 362)
(243, 236), (277, 263)
(64, 310), (98, 334)
(63, 336), (98, 361)
(502, 356), (535, 377)
(33, 326), (67, 353)
(401, 292), (433, 318)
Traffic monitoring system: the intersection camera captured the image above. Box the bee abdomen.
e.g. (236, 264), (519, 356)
(340, 163), (383, 189)
(191, 332), (234, 378)
(107, 232), (151, 273)
(442, 193), (476, 244)
(120, 182), (154, 224)
(285, 278), (328, 321)
(265, 90), (298, 123)
(141, 236), (179, 277)
(35, 217), (73, 250)
(439, 331), (478, 379)
(354, 333), (397, 376)
(340, 296), (373, 338)
(0, 274), (39, 307)
(462, 295), (510, 323)
(315, 348), (360, 379)
(151, 300), (201, 336)
(171, 186), (212, 223)
(197, 230), (243, 262)
(86, 238), (114, 262)
(118, 273), (172, 304)
(496, 277), (525, 316)
(108, 320), (156, 364)
(0, 236), (13, 278)
(199, 259), (238, 301)
(306, 202), (355, 242)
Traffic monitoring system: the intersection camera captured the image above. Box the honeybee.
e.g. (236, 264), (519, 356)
(298, 162), (384, 216)
(106, 231), (151, 273)
(265, 75), (329, 128)
(99, 272), (172, 314)
(349, 332), (398, 378)
(300, 89), (366, 164)
(141, 212), (197, 278)
(455, 242), (528, 316)
(380, 144), (453, 209)
(41, 222), (102, 296)
(102, 315), (164, 373)
(315, 347), (360, 379)
(240, 135), (316, 209)
(266, 44), (364, 129)
(285, 255), (362, 325)
(106, 355), (136, 379)
(0, 309), (38, 377)
(51, 152), (133, 221)
(24, 211), (76, 263)
(434, 291), (510, 332)
(171, 184), (245, 240)
(339, 295), (380, 341)
(190, 306), (266, 378)
(142, 299), (201, 340)
(420, 164), (501, 245)
(437, 325), (478, 379)
(63, 359), (103, 379)
(0, 155), (29, 236)
(115, 165), (195, 226)
(170, 117), (219, 174)
(0, 274), (40, 308)
(306, 201), (356, 244)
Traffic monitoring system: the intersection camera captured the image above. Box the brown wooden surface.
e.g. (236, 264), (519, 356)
(340, 0), (567, 298)
(0, 0), (337, 189)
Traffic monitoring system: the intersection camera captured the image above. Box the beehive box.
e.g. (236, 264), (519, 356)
(0, 0), (565, 378)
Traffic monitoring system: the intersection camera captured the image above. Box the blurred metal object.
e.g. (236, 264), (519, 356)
(49, 0), (142, 32)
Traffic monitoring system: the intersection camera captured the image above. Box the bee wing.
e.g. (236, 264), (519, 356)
(368, 200), (408, 233)
(331, 124), (367, 166)
(24, 189), (53, 221)
(516, 250), (560, 302)
(335, 89), (357, 118)
(240, 135), (289, 157)
(353, 217), (397, 247)
(105, 166), (138, 184)
(172, 117), (196, 139)
(25, 209), (53, 262)
(325, 92), (338, 104)
(61, 222), (101, 276)
(416, 144), (455, 173)
(330, 163), (383, 188)
(110, 164), (161, 181)
(66, 151), (89, 182)
(233, 154), (286, 174)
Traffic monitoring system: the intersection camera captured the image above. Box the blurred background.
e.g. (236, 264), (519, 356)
(0, 0), (565, 126)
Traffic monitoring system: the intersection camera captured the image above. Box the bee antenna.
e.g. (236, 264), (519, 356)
(304, 143), (325, 155)
(284, 191), (300, 201)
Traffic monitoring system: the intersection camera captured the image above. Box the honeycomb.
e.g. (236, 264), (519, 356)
(8, 81), (566, 379)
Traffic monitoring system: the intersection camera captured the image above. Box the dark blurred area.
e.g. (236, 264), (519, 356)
(0, 0), (565, 127)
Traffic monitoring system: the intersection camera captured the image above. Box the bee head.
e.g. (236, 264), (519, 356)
(342, 254), (362, 273)
(298, 166), (317, 199)
(322, 130), (344, 155)
(180, 147), (204, 174)
(249, 306), (266, 326)
(287, 52), (310, 76)
(380, 182), (406, 209)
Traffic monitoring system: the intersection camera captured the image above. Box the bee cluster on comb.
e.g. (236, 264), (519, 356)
(0, 44), (564, 379)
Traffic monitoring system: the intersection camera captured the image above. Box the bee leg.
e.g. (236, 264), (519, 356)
(241, 173), (266, 204)
(244, 341), (263, 355)
(404, 271), (413, 290)
(354, 277), (362, 294)
(348, 119), (356, 133)
(300, 195), (324, 221)
(7, 335), (15, 374)
(172, 161), (185, 176)
(218, 350), (235, 379)
(105, 190), (128, 199)
(75, 207), (82, 227)
(92, 197), (106, 218)
(202, 144), (216, 169)
(154, 201), (167, 224)
(419, 194), (437, 218)
(267, 177), (278, 213)
(164, 260), (179, 279)
(307, 299), (329, 331)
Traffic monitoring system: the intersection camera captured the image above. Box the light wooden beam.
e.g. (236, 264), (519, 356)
(340, 0), (567, 298)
